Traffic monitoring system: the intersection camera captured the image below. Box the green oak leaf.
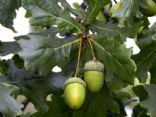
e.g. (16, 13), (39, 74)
(92, 36), (136, 84)
(32, 85), (120, 117)
(0, 83), (23, 117)
(0, 58), (68, 112)
(133, 84), (156, 117)
(16, 33), (78, 76)
(140, 85), (156, 117)
(0, 0), (20, 32)
(0, 41), (20, 56)
(22, 0), (82, 32)
(90, 21), (143, 39)
(85, 0), (110, 23)
(112, 0), (142, 27)
(132, 105), (149, 117)
(149, 60), (156, 84)
(32, 95), (72, 117)
(133, 23), (156, 83)
(73, 86), (120, 117)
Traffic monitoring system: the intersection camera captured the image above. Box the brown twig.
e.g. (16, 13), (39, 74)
(74, 37), (83, 77)
(87, 37), (96, 61)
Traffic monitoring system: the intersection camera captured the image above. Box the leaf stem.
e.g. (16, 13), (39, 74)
(87, 37), (96, 61)
(54, 39), (79, 51)
(74, 38), (83, 77)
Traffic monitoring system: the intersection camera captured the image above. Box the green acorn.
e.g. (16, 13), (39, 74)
(84, 60), (104, 92)
(64, 77), (86, 109)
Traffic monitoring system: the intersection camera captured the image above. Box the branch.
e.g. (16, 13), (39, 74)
(74, 38), (83, 77)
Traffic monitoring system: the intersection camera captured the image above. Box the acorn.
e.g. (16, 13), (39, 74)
(84, 60), (104, 92)
(64, 77), (86, 109)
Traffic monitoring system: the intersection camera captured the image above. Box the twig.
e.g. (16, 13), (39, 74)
(87, 37), (96, 61)
(74, 38), (83, 77)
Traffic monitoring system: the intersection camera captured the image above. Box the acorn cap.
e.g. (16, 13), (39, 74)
(64, 77), (86, 89)
(84, 60), (104, 72)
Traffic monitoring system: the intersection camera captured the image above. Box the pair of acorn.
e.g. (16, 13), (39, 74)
(64, 60), (104, 109)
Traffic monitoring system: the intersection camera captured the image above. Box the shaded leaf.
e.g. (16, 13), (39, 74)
(133, 84), (156, 117)
(92, 37), (136, 84)
(86, 0), (110, 23)
(0, 41), (20, 56)
(133, 23), (156, 82)
(73, 86), (120, 117)
(0, 83), (23, 117)
(48, 73), (67, 91)
(133, 85), (148, 101)
(16, 32), (78, 76)
(22, 0), (82, 32)
(90, 21), (143, 39)
(132, 105), (149, 117)
(0, 59), (67, 112)
(0, 0), (20, 31)
(149, 60), (156, 84)
(112, 0), (142, 27)
(32, 95), (72, 117)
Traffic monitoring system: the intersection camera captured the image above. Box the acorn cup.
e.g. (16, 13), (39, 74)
(84, 60), (104, 93)
(64, 77), (86, 109)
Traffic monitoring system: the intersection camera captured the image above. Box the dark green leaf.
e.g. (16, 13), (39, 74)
(92, 37), (136, 84)
(32, 95), (72, 117)
(112, 0), (142, 27)
(73, 86), (120, 117)
(16, 32), (78, 76)
(132, 105), (149, 117)
(133, 85), (148, 101)
(86, 0), (110, 23)
(0, 59), (67, 112)
(0, 83), (22, 117)
(134, 84), (156, 117)
(22, 0), (82, 32)
(0, 60), (8, 74)
(149, 60), (156, 84)
(90, 21), (143, 39)
(0, 41), (20, 56)
(133, 23), (156, 82)
(0, 0), (20, 31)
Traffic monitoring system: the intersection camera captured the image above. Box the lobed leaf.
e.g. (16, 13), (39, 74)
(16, 32), (78, 76)
(112, 0), (142, 27)
(22, 0), (82, 32)
(90, 21), (143, 39)
(0, 41), (20, 56)
(85, 0), (110, 23)
(133, 23), (156, 82)
(133, 84), (156, 117)
(0, 58), (68, 112)
(0, 0), (20, 32)
(73, 86), (120, 117)
(0, 83), (23, 117)
(92, 37), (136, 84)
